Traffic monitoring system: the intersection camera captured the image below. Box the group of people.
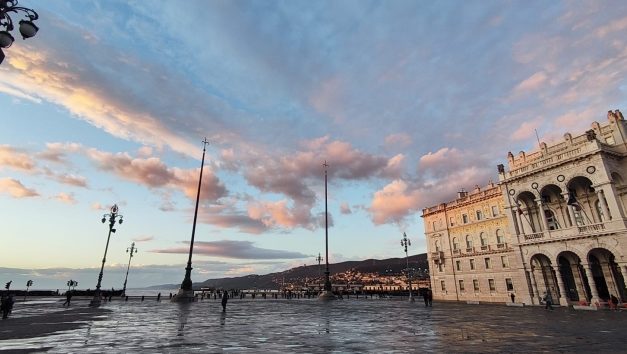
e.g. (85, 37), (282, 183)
(1, 294), (14, 319)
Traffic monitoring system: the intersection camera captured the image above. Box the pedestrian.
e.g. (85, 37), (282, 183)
(141, 295), (145, 302)
(169, 292), (172, 299)
(427, 289), (433, 307)
(610, 294), (619, 311)
(543, 292), (553, 310)
(423, 291), (429, 307)
(157, 293), (161, 302)
(510, 293), (515, 303)
(63, 290), (72, 307)
(1, 295), (7, 319)
(221, 291), (229, 312)
(2, 294), (14, 319)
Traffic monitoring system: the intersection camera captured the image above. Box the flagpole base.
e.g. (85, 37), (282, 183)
(171, 288), (195, 303)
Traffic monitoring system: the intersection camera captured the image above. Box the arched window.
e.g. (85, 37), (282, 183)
(465, 235), (473, 250)
(435, 240), (440, 252)
(476, 210), (483, 221)
(452, 237), (459, 251)
(480, 232), (487, 248)
(496, 229), (504, 245)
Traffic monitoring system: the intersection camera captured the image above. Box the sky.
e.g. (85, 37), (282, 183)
(1, 0), (627, 290)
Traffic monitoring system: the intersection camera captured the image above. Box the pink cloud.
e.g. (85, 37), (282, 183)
(247, 200), (318, 230)
(54, 192), (77, 204)
(370, 180), (422, 225)
(514, 71), (548, 93)
(384, 133), (412, 149)
(0, 178), (39, 198)
(595, 16), (627, 37)
(340, 202), (352, 215)
(152, 240), (309, 259)
(0, 145), (36, 171)
(132, 235), (155, 242)
(511, 117), (543, 141)
(86, 148), (227, 202)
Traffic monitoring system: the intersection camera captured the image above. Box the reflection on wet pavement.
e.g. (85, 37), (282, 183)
(1, 298), (625, 352)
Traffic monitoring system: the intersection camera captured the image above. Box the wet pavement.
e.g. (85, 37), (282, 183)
(0, 297), (625, 353)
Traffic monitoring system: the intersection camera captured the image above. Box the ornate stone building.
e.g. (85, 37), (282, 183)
(498, 110), (627, 306)
(422, 184), (527, 303)
(423, 110), (627, 306)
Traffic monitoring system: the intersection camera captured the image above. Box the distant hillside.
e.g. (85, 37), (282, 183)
(196, 253), (428, 290)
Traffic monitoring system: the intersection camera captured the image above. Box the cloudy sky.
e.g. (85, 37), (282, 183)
(2, 0), (627, 289)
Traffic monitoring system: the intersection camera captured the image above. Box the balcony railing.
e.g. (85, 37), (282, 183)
(519, 221), (618, 244)
(480, 245), (490, 251)
(578, 223), (605, 233)
(524, 232), (544, 241)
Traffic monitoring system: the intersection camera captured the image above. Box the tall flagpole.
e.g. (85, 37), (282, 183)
(173, 138), (208, 302)
(319, 161), (336, 300)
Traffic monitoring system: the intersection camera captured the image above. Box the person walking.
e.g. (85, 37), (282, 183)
(423, 290), (429, 307)
(63, 290), (72, 307)
(427, 289), (433, 307)
(221, 291), (229, 312)
(2, 294), (14, 319)
(157, 293), (161, 302)
(543, 292), (553, 310)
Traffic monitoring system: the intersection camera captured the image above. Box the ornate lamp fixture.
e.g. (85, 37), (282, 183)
(0, 0), (39, 63)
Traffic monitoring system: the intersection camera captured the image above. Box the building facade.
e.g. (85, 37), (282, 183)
(422, 183), (528, 303)
(423, 109), (627, 306)
(497, 110), (627, 306)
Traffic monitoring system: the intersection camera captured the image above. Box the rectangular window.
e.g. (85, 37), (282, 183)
(449, 217), (454, 226)
(441, 280), (446, 291)
(456, 260), (461, 271)
(491, 205), (498, 217)
(501, 255), (509, 268)
(462, 214), (468, 224)
(459, 280), (465, 291)
(473, 279), (479, 291)
(469, 259), (475, 270)
(488, 279), (496, 292)
(476, 210), (482, 220)
(505, 278), (514, 291)
(438, 263), (443, 272)
(484, 257), (491, 269)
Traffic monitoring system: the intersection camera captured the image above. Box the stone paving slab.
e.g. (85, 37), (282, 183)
(0, 298), (624, 353)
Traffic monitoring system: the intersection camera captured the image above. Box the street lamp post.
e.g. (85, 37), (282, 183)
(319, 161), (336, 300)
(316, 253), (323, 280)
(0, 0), (40, 65)
(90, 204), (123, 307)
(173, 138), (209, 303)
(401, 232), (414, 302)
(121, 242), (137, 296)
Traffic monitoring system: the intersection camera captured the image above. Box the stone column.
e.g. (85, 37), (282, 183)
(562, 192), (577, 227)
(516, 210), (526, 235)
(572, 264), (586, 303)
(596, 190), (611, 222)
(600, 183), (626, 220)
(583, 263), (600, 306)
(537, 199), (550, 231)
(553, 266), (569, 306)
(529, 268), (541, 304)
